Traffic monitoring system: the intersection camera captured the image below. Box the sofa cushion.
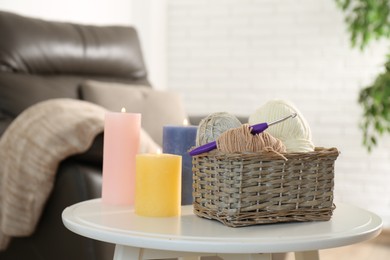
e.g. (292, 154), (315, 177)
(0, 110), (12, 137)
(0, 11), (151, 118)
(0, 72), (150, 117)
(0, 73), (79, 117)
(0, 11), (147, 79)
(80, 80), (188, 146)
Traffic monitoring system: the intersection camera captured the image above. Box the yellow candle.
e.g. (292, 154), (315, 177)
(135, 153), (182, 217)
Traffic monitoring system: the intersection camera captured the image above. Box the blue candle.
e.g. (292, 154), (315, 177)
(162, 122), (197, 205)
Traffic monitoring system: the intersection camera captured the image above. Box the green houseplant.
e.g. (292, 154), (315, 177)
(335, 0), (390, 151)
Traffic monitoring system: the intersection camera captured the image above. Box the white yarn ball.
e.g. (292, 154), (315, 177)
(196, 112), (242, 146)
(248, 100), (314, 153)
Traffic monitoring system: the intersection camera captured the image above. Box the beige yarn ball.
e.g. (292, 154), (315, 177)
(196, 112), (242, 146)
(217, 124), (286, 154)
(248, 100), (315, 153)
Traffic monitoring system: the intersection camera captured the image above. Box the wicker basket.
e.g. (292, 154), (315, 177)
(192, 147), (339, 227)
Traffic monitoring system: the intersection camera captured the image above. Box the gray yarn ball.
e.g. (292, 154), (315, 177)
(196, 112), (242, 146)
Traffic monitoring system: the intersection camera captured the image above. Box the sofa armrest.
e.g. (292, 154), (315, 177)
(0, 159), (113, 260)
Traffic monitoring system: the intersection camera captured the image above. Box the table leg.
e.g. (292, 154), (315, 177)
(294, 251), (320, 260)
(113, 245), (213, 260)
(113, 244), (143, 260)
(218, 253), (272, 260)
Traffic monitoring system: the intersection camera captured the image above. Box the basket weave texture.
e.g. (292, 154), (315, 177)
(192, 147), (339, 227)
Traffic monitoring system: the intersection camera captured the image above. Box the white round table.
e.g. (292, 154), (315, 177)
(62, 199), (382, 260)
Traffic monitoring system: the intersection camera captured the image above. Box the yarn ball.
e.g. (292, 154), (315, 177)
(217, 124), (286, 154)
(248, 100), (315, 153)
(196, 112), (242, 146)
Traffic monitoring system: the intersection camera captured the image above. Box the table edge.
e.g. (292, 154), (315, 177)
(62, 199), (383, 254)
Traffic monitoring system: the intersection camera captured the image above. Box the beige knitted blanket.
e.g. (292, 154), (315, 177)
(0, 98), (159, 250)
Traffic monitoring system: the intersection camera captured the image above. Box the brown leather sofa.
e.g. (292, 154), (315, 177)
(0, 10), (152, 260)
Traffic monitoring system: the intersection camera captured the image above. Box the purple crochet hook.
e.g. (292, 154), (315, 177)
(189, 113), (297, 156)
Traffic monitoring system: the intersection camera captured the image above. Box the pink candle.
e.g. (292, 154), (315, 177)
(102, 109), (141, 205)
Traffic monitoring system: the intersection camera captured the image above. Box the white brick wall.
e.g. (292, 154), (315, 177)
(167, 0), (390, 225)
